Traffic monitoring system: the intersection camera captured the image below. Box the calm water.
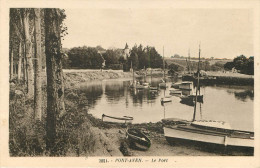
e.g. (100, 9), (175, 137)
(79, 77), (254, 132)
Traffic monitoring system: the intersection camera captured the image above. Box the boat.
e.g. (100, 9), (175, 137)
(161, 95), (172, 103)
(149, 69), (158, 92)
(142, 67), (150, 88)
(142, 82), (150, 88)
(159, 79), (167, 88)
(126, 128), (151, 150)
(159, 46), (167, 88)
(163, 120), (254, 148)
(180, 94), (203, 103)
(169, 88), (182, 96)
(102, 114), (133, 124)
(179, 81), (193, 90)
(163, 45), (254, 150)
(171, 82), (181, 89)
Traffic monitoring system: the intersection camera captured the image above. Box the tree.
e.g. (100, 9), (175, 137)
(34, 8), (42, 121)
(224, 62), (234, 70)
(21, 9), (34, 97)
(68, 47), (104, 69)
(44, 8), (66, 153)
(247, 56), (254, 75)
(233, 55), (248, 73)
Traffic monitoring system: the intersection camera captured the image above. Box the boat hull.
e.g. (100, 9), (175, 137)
(159, 83), (167, 88)
(164, 127), (254, 148)
(127, 129), (151, 150)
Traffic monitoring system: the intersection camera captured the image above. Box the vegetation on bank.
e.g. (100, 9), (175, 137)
(224, 55), (254, 75)
(9, 83), (97, 156)
(62, 44), (164, 71)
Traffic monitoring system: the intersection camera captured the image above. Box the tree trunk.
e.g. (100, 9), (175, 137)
(18, 42), (22, 80)
(23, 43), (27, 83)
(10, 46), (13, 80)
(34, 8), (42, 121)
(45, 8), (65, 153)
(23, 10), (34, 98)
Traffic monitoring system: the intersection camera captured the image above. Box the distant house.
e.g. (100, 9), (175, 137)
(231, 67), (238, 73)
(116, 43), (130, 59)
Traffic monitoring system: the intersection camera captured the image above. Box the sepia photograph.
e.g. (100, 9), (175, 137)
(1, 0), (260, 167)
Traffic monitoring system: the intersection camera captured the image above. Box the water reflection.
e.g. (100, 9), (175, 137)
(80, 82), (103, 109)
(79, 78), (254, 131)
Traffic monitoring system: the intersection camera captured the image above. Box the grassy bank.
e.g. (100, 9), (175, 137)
(9, 83), (122, 156)
(63, 70), (133, 88)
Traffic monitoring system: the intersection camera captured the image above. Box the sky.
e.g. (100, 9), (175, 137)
(62, 8), (254, 59)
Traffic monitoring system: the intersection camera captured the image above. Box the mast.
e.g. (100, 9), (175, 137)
(188, 49), (191, 74)
(163, 46), (165, 81)
(193, 44), (201, 122)
(131, 61), (134, 83)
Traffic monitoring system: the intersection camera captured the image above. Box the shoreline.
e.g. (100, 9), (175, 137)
(9, 69), (254, 156)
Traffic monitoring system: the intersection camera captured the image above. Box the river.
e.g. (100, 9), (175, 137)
(79, 77), (254, 132)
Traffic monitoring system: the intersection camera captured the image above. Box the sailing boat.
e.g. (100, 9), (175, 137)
(180, 49), (203, 104)
(159, 46), (167, 88)
(149, 69), (159, 92)
(182, 49), (194, 81)
(129, 61), (136, 88)
(163, 45), (254, 149)
(142, 66), (150, 88)
(129, 61), (144, 89)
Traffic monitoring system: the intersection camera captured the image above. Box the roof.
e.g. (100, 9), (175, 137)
(125, 43), (129, 49)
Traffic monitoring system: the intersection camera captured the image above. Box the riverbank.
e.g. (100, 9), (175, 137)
(63, 69), (133, 88)
(9, 70), (253, 156)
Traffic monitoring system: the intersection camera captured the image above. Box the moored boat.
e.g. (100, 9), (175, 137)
(142, 82), (150, 88)
(179, 81), (193, 90)
(163, 44), (254, 150)
(102, 114), (133, 124)
(169, 88), (182, 96)
(126, 128), (151, 150)
(163, 120), (254, 148)
(161, 96), (172, 103)
(171, 82), (181, 89)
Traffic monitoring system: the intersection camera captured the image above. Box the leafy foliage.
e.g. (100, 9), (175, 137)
(224, 55), (254, 75)
(68, 46), (104, 69)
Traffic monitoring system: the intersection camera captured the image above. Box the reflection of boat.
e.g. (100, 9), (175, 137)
(102, 114), (133, 123)
(169, 88), (182, 96)
(126, 128), (151, 150)
(159, 46), (167, 88)
(161, 96), (172, 103)
(163, 45), (254, 150)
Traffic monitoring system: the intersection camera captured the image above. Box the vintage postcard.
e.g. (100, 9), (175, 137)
(0, 0), (260, 167)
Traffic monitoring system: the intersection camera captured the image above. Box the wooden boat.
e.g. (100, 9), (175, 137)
(126, 128), (151, 150)
(163, 45), (254, 150)
(149, 86), (159, 92)
(180, 94), (203, 103)
(169, 88), (182, 96)
(161, 96), (172, 103)
(179, 81), (193, 90)
(142, 82), (150, 88)
(159, 79), (167, 88)
(163, 120), (254, 148)
(171, 82), (181, 89)
(102, 114), (133, 124)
